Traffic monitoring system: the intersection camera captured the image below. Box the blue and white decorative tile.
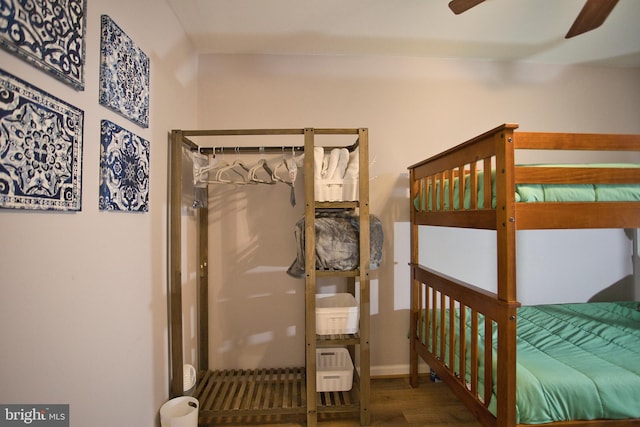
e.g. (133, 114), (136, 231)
(99, 15), (150, 128)
(99, 120), (150, 212)
(0, 0), (86, 90)
(0, 69), (84, 211)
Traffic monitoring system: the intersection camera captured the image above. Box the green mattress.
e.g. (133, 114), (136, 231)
(424, 302), (640, 424)
(414, 164), (640, 211)
(511, 302), (640, 423)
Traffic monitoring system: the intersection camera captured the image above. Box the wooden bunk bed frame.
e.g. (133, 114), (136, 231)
(407, 123), (640, 427)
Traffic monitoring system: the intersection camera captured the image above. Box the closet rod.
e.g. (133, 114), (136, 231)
(179, 128), (361, 137)
(193, 139), (359, 155)
(198, 145), (305, 155)
(177, 127), (362, 154)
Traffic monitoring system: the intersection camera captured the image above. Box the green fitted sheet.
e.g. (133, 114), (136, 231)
(510, 302), (640, 423)
(413, 164), (640, 211)
(422, 302), (640, 424)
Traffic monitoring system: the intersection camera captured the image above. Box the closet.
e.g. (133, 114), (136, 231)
(168, 128), (371, 426)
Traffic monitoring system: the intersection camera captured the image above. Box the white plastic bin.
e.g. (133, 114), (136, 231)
(316, 348), (354, 392)
(316, 293), (359, 335)
(160, 396), (199, 427)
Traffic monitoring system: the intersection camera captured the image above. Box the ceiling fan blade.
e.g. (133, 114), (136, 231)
(448, 0), (486, 15)
(565, 0), (619, 38)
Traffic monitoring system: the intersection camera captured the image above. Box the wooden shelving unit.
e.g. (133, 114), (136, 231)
(168, 128), (371, 426)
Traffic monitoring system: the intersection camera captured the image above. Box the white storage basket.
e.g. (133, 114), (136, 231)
(316, 348), (354, 392)
(316, 293), (359, 335)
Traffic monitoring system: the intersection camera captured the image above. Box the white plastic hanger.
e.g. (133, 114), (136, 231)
(193, 147), (216, 187)
(204, 148), (243, 184)
(248, 149), (276, 184)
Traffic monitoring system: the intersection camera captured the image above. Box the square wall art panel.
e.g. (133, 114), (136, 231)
(99, 15), (150, 128)
(99, 120), (150, 212)
(0, 0), (87, 90)
(0, 69), (84, 211)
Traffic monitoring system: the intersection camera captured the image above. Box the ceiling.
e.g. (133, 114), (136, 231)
(166, 0), (640, 67)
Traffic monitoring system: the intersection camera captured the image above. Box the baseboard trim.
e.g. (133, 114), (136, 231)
(370, 361), (430, 378)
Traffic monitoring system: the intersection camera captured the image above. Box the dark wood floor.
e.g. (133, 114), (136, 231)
(349, 376), (482, 426)
(213, 376), (482, 427)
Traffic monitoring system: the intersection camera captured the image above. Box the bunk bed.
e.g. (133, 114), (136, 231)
(407, 123), (640, 427)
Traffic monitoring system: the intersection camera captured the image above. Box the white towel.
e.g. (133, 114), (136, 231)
(323, 148), (340, 179)
(331, 148), (350, 179)
(344, 147), (359, 178)
(314, 147), (324, 179)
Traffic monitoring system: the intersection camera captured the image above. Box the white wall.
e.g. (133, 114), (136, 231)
(195, 53), (640, 376)
(0, 1), (198, 426)
(420, 227), (635, 305)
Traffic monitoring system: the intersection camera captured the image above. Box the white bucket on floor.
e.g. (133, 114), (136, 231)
(160, 396), (198, 427)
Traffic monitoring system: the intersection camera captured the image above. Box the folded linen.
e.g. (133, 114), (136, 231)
(332, 148), (350, 179)
(314, 147), (324, 179)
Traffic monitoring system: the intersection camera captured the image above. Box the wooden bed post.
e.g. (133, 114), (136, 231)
(494, 125), (518, 303)
(494, 125), (518, 427)
(409, 167), (419, 388)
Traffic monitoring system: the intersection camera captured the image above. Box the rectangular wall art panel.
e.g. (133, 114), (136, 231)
(99, 15), (150, 128)
(99, 120), (150, 212)
(0, 0), (87, 90)
(0, 69), (84, 211)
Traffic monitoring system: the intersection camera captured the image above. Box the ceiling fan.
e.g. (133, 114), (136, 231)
(448, 0), (619, 38)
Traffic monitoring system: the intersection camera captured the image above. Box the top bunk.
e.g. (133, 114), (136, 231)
(408, 123), (640, 230)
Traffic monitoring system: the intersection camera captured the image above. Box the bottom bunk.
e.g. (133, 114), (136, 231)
(194, 366), (364, 425)
(409, 265), (640, 427)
